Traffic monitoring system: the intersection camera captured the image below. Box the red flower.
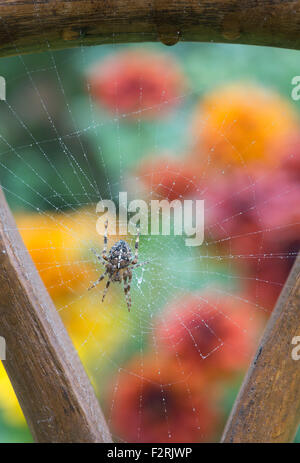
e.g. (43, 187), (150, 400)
(244, 255), (294, 312)
(204, 171), (261, 252)
(155, 293), (262, 377)
(137, 155), (202, 200)
(244, 174), (300, 310)
(108, 355), (218, 443)
(276, 132), (300, 183)
(88, 50), (185, 119)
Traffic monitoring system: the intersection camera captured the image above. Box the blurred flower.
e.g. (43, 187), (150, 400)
(16, 208), (119, 301)
(256, 175), (300, 244)
(205, 171), (300, 311)
(88, 50), (185, 119)
(244, 175), (300, 310)
(192, 84), (298, 173)
(16, 210), (95, 300)
(244, 255), (294, 312)
(205, 172), (300, 249)
(137, 155), (202, 200)
(204, 171), (262, 255)
(108, 354), (219, 443)
(155, 293), (262, 377)
(59, 292), (129, 369)
(276, 132), (300, 183)
(0, 364), (25, 426)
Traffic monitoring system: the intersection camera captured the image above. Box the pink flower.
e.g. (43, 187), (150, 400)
(204, 171), (300, 311)
(204, 171), (261, 251)
(244, 174), (300, 310)
(276, 132), (300, 183)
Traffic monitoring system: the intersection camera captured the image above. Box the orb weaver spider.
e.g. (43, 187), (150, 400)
(89, 220), (149, 311)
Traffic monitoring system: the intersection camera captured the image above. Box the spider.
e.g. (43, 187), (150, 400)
(88, 220), (148, 311)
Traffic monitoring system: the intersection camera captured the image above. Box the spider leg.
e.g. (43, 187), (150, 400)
(131, 225), (140, 265)
(102, 277), (111, 303)
(123, 271), (132, 312)
(88, 270), (107, 291)
(91, 248), (108, 264)
(129, 260), (149, 270)
(102, 219), (108, 257)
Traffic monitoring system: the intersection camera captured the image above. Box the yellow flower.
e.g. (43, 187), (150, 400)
(192, 83), (298, 172)
(60, 293), (129, 370)
(0, 363), (25, 426)
(16, 208), (120, 302)
(0, 210), (132, 426)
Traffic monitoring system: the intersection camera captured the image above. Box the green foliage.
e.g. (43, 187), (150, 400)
(1, 42), (300, 212)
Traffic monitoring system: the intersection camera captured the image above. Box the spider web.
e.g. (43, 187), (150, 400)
(0, 36), (299, 443)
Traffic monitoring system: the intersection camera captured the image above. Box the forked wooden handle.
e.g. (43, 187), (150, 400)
(0, 0), (300, 443)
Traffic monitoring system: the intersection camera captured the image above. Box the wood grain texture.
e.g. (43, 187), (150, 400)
(222, 253), (300, 443)
(0, 187), (112, 442)
(1, 0), (300, 57)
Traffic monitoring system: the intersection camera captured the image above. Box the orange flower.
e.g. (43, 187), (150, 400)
(204, 170), (261, 254)
(88, 50), (185, 119)
(108, 354), (219, 443)
(155, 293), (262, 378)
(192, 84), (298, 173)
(137, 155), (202, 200)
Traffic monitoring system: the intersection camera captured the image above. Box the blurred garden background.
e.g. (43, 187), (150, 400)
(0, 41), (299, 442)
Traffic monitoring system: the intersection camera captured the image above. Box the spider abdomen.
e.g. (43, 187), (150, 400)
(109, 240), (133, 266)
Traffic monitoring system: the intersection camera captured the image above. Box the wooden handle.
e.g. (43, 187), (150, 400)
(222, 253), (300, 443)
(0, 187), (112, 443)
(1, 0), (300, 57)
